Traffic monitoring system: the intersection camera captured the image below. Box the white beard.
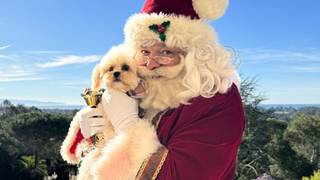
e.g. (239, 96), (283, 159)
(140, 72), (187, 111)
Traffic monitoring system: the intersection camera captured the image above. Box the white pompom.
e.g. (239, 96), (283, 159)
(192, 0), (229, 20)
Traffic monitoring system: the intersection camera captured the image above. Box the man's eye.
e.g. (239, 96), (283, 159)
(109, 66), (114, 72)
(161, 50), (172, 55)
(141, 50), (150, 55)
(122, 64), (130, 71)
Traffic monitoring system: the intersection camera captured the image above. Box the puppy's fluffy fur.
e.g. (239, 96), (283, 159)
(78, 45), (187, 178)
(78, 46), (142, 180)
(92, 46), (141, 93)
(92, 45), (188, 112)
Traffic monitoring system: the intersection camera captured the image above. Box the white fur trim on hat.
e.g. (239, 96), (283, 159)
(124, 13), (219, 52)
(192, 0), (229, 20)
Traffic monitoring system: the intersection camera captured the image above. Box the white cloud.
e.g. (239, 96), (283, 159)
(25, 50), (67, 55)
(239, 48), (320, 64)
(36, 55), (101, 68)
(0, 45), (17, 61)
(0, 44), (12, 50)
(290, 65), (320, 73)
(59, 81), (91, 89)
(0, 54), (16, 61)
(263, 85), (320, 104)
(0, 66), (44, 82)
(0, 77), (44, 82)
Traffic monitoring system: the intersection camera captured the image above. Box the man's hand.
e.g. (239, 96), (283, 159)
(101, 88), (139, 133)
(78, 107), (106, 139)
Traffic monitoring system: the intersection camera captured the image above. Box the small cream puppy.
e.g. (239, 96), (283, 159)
(77, 45), (143, 180)
(92, 46), (142, 93)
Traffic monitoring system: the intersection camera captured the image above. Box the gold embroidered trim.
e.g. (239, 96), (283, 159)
(151, 109), (168, 129)
(135, 146), (169, 180)
(135, 109), (169, 180)
(151, 148), (169, 180)
(136, 155), (151, 179)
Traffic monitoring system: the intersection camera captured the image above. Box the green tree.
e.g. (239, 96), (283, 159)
(284, 114), (320, 166)
(268, 135), (315, 179)
(236, 77), (319, 179)
(0, 147), (15, 179)
(10, 111), (73, 176)
(236, 77), (276, 179)
(302, 170), (320, 180)
(0, 102), (75, 179)
(14, 155), (48, 180)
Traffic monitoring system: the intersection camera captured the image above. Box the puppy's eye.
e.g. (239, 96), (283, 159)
(109, 66), (114, 72)
(122, 64), (130, 71)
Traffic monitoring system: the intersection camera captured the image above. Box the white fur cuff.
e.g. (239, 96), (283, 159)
(60, 115), (82, 164)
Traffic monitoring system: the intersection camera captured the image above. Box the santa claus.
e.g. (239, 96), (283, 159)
(61, 0), (244, 179)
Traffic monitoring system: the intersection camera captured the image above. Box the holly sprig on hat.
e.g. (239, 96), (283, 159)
(149, 21), (171, 42)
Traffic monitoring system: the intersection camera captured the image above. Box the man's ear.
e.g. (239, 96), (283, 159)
(92, 64), (102, 91)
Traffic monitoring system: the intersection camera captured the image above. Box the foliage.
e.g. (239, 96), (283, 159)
(0, 100), (76, 179)
(1, 77), (320, 179)
(239, 76), (266, 107)
(302, 170), (320, 180)
(268, 134), (315, 179)
(284, 114), (320, 166)
(14, 155), (48, 180)
(236, 77), (275, 179)
(236, 77), (320, 180)
(267, 113), (320, 179)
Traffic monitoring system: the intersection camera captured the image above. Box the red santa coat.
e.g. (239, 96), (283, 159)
(155, 83), (245, 179)
(61, 83), (244, 180)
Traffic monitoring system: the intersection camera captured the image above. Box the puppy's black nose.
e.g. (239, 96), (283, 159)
(113, 71), (121, 79)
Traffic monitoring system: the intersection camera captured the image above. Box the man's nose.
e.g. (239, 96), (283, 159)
(146, 58), (160, 70)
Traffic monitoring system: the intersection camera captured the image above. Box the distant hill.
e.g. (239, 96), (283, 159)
(0, 98), (83, 110)
(260, 104), (320, 109)
(1, 98), (319, 110)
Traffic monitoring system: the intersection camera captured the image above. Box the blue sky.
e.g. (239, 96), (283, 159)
(0, 0), (319, 105)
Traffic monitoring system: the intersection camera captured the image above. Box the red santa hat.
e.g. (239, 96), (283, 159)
(124, 0), (229, 51)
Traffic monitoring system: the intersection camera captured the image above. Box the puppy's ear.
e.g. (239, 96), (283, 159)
(92, 64), (101, 91)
